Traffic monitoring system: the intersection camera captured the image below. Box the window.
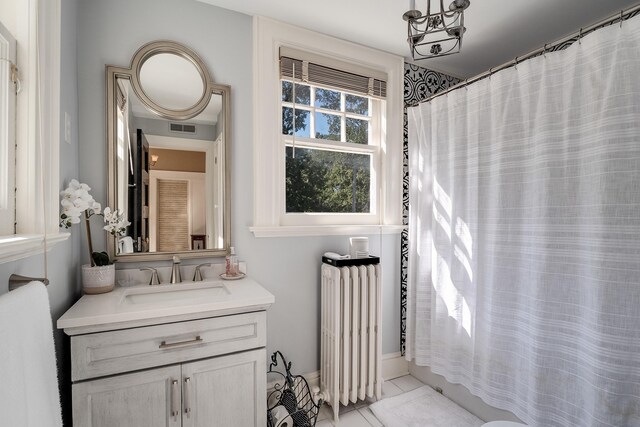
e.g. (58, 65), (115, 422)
(281, 79), (381, 221)
(252, 17), (404, 237)
(279, 53), (387, 226)
(0, 0), (67, 264)
(0, 21), (16, 236)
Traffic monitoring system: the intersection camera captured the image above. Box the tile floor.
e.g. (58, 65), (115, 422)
(315, 375), (425, 426)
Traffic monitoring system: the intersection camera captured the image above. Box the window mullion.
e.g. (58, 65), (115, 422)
(340, 92), (346, 143)
(310, 86), (316, 138)
(283, 136), (377, 155)
(282, 102), (312, 111)
(344, 113), (371, 121)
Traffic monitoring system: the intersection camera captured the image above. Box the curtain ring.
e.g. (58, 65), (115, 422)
(620, 10), (624, 28)
(465, 79), (469, 90)
(514, 56), (518, 70)
(543, 44), (548, 59)
(578, 28), (583, 45)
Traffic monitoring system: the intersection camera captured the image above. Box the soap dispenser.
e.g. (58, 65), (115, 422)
(226, 247), (238, 276)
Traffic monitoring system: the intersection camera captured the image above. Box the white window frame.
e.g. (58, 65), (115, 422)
(251, 17), (405, 237)
(281, 82), (381, 225)
(0, 0), (68, 264)
(0, 21), (16, 236)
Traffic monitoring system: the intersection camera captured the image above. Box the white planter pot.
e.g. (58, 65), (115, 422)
(82, 264), (115, 294)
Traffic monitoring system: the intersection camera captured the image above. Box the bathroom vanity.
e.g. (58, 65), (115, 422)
(56, 37), (269, 426)
(58, 277), (274, 427)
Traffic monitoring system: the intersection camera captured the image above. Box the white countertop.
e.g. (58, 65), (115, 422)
(57, 277), (275, 335)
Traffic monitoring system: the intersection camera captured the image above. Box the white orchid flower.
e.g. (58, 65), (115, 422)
(101, 208), (130, 236)
(75, 189), (91, 201)
(60, 179), (96, 224)
(60, 179), (119, 265)
(74, 199), (89, 211)
(61, 199), (81, 213)
(60, 189), (74, 199)
(90, 201), (101, 215)
(63, 206), (81, 217)
(68, 179), (81, 190)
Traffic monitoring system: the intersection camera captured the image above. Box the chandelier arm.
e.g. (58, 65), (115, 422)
(411, 15), (426, 25)
(409, 20), (423, 31)
(413, 38), (460, 57)
(458, 13), (465, 49)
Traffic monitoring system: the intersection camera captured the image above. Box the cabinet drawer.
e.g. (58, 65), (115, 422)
(71, 311), (266, 381)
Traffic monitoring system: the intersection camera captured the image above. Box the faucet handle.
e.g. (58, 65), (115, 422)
(140, 267), (160, 286)
(193, 263), (211, 282)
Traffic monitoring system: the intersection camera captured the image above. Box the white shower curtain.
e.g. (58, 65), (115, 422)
(406, 16), (640, 427)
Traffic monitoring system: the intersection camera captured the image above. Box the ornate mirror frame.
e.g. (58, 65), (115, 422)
(106, 40), (231, 262)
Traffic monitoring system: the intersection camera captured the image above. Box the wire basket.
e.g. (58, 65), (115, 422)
(267, 351), (323, 427)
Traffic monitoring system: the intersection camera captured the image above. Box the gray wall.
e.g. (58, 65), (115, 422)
(77, 0), (401, 376)
(0, 1), (80, 424)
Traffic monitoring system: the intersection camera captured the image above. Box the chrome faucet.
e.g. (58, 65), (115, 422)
(170, 255), (182, 284)
(193, 263), (211, 282)
(140, 267), (160, 286)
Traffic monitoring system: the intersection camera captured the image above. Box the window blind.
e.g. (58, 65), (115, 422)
(280, 52), (387, 99)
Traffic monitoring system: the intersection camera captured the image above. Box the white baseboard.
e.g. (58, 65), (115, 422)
(381, 351), (409, 380)
(267, 352), (408, 392)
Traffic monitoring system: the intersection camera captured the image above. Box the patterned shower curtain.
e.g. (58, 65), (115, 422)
(405, 15), (640, 427)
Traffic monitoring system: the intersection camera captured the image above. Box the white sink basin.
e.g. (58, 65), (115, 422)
(121, 282), (230, 306)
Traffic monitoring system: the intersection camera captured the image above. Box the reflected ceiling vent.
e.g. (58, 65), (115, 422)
(169, 123), (197, 135)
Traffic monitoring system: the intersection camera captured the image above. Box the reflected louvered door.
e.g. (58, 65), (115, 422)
(157, 179), (189, 252)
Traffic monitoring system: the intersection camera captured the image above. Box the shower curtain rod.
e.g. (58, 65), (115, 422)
(415, 3), (640, 106)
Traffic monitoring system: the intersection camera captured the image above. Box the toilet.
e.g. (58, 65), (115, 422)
(482, 422), (527, 427)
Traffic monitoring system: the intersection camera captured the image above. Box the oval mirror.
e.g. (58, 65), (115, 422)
(139, 53), (205, 110)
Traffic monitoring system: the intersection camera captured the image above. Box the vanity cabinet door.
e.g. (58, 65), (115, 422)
(72, 365), (182, 427)
(182, 348), (266, 427)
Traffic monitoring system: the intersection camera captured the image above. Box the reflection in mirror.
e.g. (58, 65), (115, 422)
(139, 53), (205, 110)
(114, 78), (225, 255)
(107, 41), (230, 261)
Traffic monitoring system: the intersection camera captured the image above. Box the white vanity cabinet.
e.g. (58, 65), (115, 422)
(58, 278), (274, 427)
(73, 348), (265, 427)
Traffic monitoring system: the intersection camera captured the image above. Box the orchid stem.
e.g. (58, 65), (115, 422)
(84, 211), (95, 267)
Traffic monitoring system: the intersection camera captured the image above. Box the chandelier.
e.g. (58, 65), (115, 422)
(403, 0), (471, 60)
